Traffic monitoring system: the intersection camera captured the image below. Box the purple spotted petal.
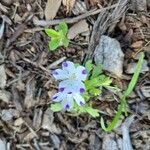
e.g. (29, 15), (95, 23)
(80, 88), (85, 93)
(73, 93), (85, 106)
(52, 93), (64, 102)
(59, 87), (65, 92)
(82, 69), (87, 75)
(75, 66), (87, 81)
(65, 104), (70, 110)
(61, 94), (74, 110)
(52, 69), (68, 80)
(62, 61), (68, 67)
(59, 80), (85, 93)
(62, 61), (76, 73)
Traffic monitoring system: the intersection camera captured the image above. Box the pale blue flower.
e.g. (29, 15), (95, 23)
(51, 61), (87, 110)
(52, 61), (87, 94)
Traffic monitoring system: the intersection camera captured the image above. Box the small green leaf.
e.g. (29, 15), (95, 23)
(62, 37), (69, 47)
(85, 77), (99, 89)
(99, 76), (112, 86)
(85, 106), (99, 118)
(49, 38), (60, 50)
(91, 64), (103, 78)
(45, 29), (59, 38)
(89, 88), (101, 96)
(50, 103), (62, 112)
(85, 60), (93, 73)
(58, 22), (68, 35)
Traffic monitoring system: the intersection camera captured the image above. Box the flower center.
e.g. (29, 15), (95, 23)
(69, 73), (77, 80)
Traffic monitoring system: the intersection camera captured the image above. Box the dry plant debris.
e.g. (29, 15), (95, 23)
(45, 0), (62, 20)
(0, 0), (149, 149)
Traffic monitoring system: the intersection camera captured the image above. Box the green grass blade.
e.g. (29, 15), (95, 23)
(124, 53), (144, 96)
(100, 52), (144, 132)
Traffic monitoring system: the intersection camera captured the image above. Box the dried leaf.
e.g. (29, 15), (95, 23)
(0, 90), (11, 103)
(0, 65), (6, 88)
(67, 20), (89, 39)
(62, 0), (76, 13)
(131, 41), (143, 48)
(45, 0), (62, 20)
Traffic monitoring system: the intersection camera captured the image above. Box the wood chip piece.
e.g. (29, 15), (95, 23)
(67, 20), (89, 39)
(0, 18), (4, 39)
(42, 109), (61, 134)
(45, 0), (62, 20)
(0, 90), (11, 103)
(131, 41), (143, 49)
(0, 65), (6, 89)
(62, 0), (76, 13)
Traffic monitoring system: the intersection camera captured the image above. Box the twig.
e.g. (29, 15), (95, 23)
(47, 56), (66, 69)
(33, 4), (118, 26)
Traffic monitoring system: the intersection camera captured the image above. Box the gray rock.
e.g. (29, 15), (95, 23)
(126, 60), (149, 74)
(94, 35), (124, 77)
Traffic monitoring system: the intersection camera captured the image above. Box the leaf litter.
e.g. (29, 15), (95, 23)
(0, 0), (149, 149)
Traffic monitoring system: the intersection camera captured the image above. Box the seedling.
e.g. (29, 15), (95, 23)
(45, 22), (69, 51)
(50, 60), (116, 118)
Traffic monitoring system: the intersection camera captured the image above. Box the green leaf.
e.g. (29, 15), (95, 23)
(85, 77), (100, 89)
(58, 22), (68, 35)
(98, 76), (112, 86)
(91, 64), (103, 78)
(89, 88), (101, 96)
(85, 60), (93, 73)
(124, 53), (144, 97)
(62, 37), (69, 47)
(50, 103), (62, 112)
(45, 29), (60, 38)
(85, 106), (100, 118)
(100, 52), (144, 132)
(49, 38), (60, 50)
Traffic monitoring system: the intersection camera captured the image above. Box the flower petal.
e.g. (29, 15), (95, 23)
(61, 94), (74, 110)
(62, 61), (76, 73)
(75, 66), (87, 81)
(59, 80), (85, 93)
(52, 69), (68, 80)
(52, 92), (63, 102)
(73, 93), (85, 106)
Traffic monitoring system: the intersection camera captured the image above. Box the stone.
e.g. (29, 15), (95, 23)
(94, 35), (124, 77)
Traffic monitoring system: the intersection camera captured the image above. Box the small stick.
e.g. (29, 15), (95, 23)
(48, 56), (66, 69)
(33, 4), (118, 26)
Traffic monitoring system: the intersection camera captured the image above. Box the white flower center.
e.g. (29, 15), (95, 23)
(69, 73), (77, 80)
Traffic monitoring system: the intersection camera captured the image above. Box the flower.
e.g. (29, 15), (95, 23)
(52, 61), (87, 94)
(51, 61), (87, 110)
(52, 90), (85, 110)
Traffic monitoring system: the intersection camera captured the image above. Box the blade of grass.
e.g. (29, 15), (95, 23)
(100, 52), (144, 132)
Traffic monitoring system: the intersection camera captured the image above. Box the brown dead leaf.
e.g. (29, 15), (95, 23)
(45, 0), (62, 20)
(131, 41), (143, 48)
(62, 0), (76, 13)
(89, 0), (101, 6)
(67, 20), (89, 39)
